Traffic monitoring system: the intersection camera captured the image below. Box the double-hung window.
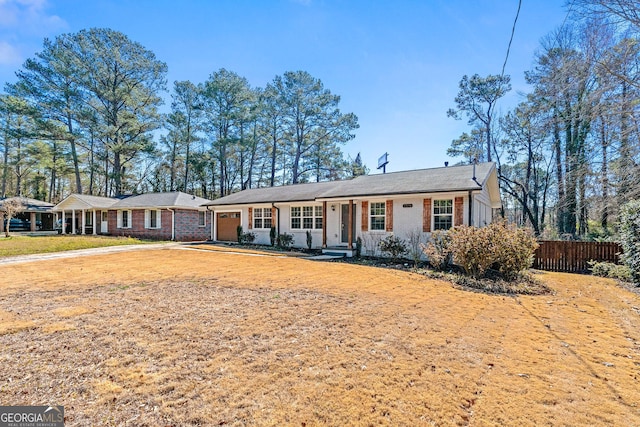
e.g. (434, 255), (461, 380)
(291, 207), (301, 229)
(253, 208), (272, 229)
(198, 211), (206, 227)
(433, 199), (453, 230)
(145, 209), (161, 229)
(290, 205), (322, 229)
(117, 210), (132, 229)
(370, 202), (385, 231)
(314, 206), (323, 229)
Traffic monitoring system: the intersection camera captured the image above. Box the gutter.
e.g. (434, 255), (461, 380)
(206, 187), (488, 207)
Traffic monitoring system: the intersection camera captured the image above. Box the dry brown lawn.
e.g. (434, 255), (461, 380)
(1, 245), (639, 426)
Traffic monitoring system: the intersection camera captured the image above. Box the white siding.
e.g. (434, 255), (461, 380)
(212, 186), (498, 253)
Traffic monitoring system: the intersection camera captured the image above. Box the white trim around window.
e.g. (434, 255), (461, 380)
(117, 210), (132, 229)
(290, 205), (323, 230)
(253, 207), (272, 229)
(145, 209), (162, 229)
(369, 201), (386, 231)
(433, 199), (453, 230)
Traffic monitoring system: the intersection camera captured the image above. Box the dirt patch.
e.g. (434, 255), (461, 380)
(0, 247), (639, 425)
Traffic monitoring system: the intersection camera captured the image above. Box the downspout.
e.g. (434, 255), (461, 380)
(168, 208), (175, 241)
(205, 205), (214, 241)
(468, 190), (473, 226)
(470, 166), (482, 226)
(272, 202), (280, 235)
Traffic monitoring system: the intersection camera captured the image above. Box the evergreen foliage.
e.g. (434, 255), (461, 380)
(619, 200), (640, 284)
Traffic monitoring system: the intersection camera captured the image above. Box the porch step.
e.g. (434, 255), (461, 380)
(322, 247), (355, 258)
(306, 254), (345, 261)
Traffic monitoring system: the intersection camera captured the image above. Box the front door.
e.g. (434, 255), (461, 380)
(101, 211), (108, 234)
(341, 204), (356, 244)
(217, 212), (241, 241)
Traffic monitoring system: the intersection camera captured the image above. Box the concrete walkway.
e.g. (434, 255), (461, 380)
(0, 241), (338, 266)
(0, 242), (179, 266)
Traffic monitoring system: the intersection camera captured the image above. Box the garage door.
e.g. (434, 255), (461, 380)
(217, 212), (241, 242)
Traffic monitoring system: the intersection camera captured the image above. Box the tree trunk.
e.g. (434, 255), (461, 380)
(553, 108), (566, 235)
(597, 116), (608, 230)
(1, 128), (8, 198)
(270, 122), (277, 187)
(66, 111), (82, 194)
(113, 150), (122, 196)
(184, 118), (191, 192)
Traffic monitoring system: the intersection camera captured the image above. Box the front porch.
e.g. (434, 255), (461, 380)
(52, 194), (117, 236)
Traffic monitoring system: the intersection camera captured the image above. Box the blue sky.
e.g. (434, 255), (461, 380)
(0, 0), (569, 173)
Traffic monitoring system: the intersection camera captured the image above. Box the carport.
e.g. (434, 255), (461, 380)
(0, 197), (55, 232)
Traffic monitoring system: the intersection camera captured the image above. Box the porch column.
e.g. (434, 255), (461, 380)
(348, 199), (353, 249)
(72, 210), (76, 234)
(30, 212), (36, 231)
(322, 201), (327, 248)
(61, 211), (66, 235)
(92, 210), (97, 235)
(81, 209), (86, 234)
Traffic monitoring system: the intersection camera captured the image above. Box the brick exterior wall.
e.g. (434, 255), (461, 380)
(174, 209), (211, 241)
(106, 208), (210, 242)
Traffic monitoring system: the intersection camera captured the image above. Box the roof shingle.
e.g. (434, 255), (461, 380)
(205, 162), (496, 206)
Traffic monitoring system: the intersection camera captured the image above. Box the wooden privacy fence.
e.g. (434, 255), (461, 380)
(533, 240), (622, 273)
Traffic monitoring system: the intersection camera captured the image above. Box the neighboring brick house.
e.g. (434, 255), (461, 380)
(53, 192), (211, 242)
(202, 162), (502, 257)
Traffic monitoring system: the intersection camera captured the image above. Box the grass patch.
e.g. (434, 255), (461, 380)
(53, 306), (93, 318)
(0, 235), (155, 257)
(1, 248), (639, 425)
(41, 322), (76, 333)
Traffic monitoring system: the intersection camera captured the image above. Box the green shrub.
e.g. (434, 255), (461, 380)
(355, 236), (362, 258)
(270, 226), (277, 246)
(277, 233), (294, 250)
(619, 200), (640, 284)
(306, 230), (313, 250)
(379, 234), (408, 261)
(235, 225), (255, 244)
(420, 230), (452, 270)
(241, 232), (256, 244)
(589, 260), (632, 282)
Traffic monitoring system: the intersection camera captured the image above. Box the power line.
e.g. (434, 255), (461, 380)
(501, 0), (523, 77)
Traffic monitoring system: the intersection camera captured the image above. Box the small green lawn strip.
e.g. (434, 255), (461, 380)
(0, 235), (156, 257)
